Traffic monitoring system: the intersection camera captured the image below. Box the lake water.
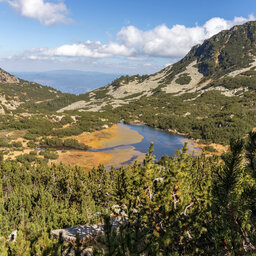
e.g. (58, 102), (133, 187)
(89, 123), (201, 162)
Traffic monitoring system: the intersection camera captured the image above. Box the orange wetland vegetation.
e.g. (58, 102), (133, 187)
(54, 124), (145, 171)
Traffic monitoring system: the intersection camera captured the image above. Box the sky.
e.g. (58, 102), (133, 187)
(0, 0), (255, 75)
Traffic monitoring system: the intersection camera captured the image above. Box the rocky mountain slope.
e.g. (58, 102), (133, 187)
(0, 68), (19, 84)
(57, 21), (256, 113)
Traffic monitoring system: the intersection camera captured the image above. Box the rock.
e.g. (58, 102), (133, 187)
(52, 216), (125, 242)
(0, 68), (19, 84)
(52, 224), (105, 242)
(8, 230), (17, 242)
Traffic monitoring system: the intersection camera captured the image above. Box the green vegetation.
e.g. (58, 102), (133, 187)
(0, 138), (22, 148)
(204, 145), (218, 152)
(16, 153), (38, 163)
(116, 89), (256, 145)
(111, 74), (150, 89)
(196, 21), (256, 78)
(24, 93), (78, 113)
(121, 92), (144, 100)
(0, 134), (256, 254)
(0, 79), (64, 116)
(39, 149), (59, 160)
(207, 74), (256, 90)
(40, 137), (89, 150)
(0, 82), (62, 103)
(175, 73), (192, 85)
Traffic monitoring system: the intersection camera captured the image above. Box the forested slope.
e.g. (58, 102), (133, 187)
(0, 133), (256, 254)
(47, 21), (256, 146)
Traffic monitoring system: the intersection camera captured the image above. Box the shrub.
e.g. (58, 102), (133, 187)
(204, 146), (218, 152)
(27, 141), (37, 148)
(175, 73), (192, 85)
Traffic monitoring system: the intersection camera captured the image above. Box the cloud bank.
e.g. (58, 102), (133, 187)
(41, 41), (136, 58)
(117, 15), (255, 58)
(25, 15), (255, 60)
(2, 13), (254, 75)
(4, 0), (71, 25)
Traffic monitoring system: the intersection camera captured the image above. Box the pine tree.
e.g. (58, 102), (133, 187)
(212, 139), (256, 254)
(246, 132), (256, 174)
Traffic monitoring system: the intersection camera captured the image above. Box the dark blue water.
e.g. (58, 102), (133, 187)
(121, 123), (185, 159)
(89, 123), (192, 160)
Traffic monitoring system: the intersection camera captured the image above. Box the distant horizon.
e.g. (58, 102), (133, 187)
(0, 0), (255, 74)
(13, 69), (124, 75)
(12, 69), (124, 94)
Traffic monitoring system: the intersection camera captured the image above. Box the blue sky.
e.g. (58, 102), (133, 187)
(0, 0), (255, 74)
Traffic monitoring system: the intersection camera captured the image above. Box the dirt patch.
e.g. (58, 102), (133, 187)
(4, 149), (32, 160)
(194, 142), (229, 155)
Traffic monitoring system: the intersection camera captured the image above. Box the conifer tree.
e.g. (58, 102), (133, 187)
(246, 132), (256, 173)
(212, 138), (256, 254)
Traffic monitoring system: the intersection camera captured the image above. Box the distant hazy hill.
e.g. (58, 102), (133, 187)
(13, 70), (121, 94)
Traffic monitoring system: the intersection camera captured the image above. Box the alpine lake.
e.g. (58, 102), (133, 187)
(54, 122), (201, 171)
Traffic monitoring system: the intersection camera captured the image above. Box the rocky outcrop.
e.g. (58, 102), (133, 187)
(52, 211), (126, 242)
(52, 224), (106, 242)
(0, 68), (19, 84)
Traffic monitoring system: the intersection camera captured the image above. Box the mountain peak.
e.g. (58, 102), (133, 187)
(195, 20), (256, 77)
(56, 21), (256, 113)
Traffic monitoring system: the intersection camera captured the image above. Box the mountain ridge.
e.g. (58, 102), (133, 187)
(0, 68), (64, 114)
(0, 21), (255, 145)
(57, 21), (256, 113)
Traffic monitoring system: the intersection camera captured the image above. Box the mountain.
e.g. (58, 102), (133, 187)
(13, 70), (121, 95)
(0, 68), (64, 114)
(54, 21), (256, 144)
(58, 21), (256, 112)
(0, 21), (255, 145)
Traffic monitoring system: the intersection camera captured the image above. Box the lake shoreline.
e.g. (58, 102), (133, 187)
(125, 120), (228, 155)
(53, 121), (225, 172)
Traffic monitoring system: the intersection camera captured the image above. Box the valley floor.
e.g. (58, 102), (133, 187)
(53, 124), (145, 171)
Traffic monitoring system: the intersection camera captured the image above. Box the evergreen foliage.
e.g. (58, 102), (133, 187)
(175, 73), (192, 85)
(0, 133), (255, 254)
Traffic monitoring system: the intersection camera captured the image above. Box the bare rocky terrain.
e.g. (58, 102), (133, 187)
(0, 68), (19, 84)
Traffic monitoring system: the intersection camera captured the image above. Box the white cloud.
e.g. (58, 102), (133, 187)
(4, 0), (71, 25)
(7, 15), (256, 65)
(117, 15), (255, 58)
(39, 41), (136, 58)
